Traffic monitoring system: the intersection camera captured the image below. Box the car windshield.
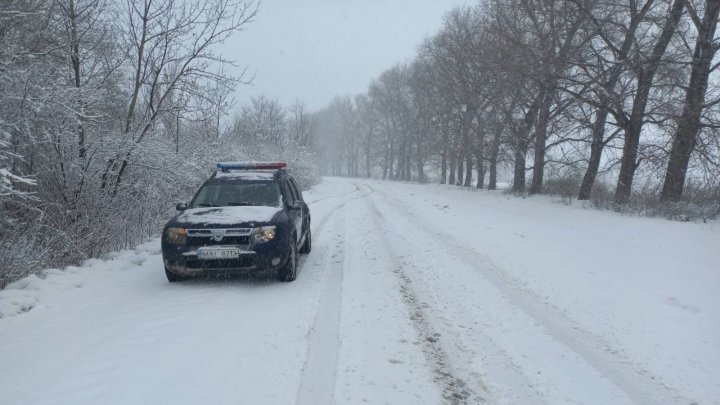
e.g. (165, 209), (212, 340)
(191, 181), (281, 208)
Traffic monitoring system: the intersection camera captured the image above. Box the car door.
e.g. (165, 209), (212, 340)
(281, 178), (302, 245)
(288, 178), (308, 240)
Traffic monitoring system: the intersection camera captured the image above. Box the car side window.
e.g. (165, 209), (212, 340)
(289, 178), (304, 202)
(280, 179), (296, 205)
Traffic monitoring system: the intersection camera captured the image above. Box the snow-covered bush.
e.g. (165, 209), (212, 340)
(576, 180), (720, 222)
(543, 176), (582, 205)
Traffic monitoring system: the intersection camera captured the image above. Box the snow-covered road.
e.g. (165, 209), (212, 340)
(2, 177), (719, 404)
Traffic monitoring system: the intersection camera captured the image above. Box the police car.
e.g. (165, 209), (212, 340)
(161, 162), (311, 282)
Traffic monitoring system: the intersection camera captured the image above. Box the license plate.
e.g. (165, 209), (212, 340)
(197, 247), (241, 260)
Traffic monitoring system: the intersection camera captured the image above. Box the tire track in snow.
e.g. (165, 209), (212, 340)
(367, 180), (689, 405)
(362, 183), (547, 405)
(295, 206), (346, 405)
(296, 182), (367, 273)
(363, 184), (487, 405)
(306, 182), (369, 238)
(296, 183), (372, 405)
(303, 181), (360, 205)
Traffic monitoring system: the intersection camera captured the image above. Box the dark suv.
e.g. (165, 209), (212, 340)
(161, 162), (311, 282)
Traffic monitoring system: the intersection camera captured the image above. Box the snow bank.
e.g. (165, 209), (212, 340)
(0, 241), (161, 319)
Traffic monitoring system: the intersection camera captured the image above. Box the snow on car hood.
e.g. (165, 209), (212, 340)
(176, 206), (282, 225)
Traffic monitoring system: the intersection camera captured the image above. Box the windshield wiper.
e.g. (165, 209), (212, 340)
(196, 203), (220, 207)
(228, 202), (255, 206)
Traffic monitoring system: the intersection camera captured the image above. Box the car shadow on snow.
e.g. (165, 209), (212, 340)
(164, 256), (309, 287)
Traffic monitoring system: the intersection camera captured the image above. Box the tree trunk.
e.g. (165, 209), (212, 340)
(513, 94), (542, 193)
(475, 148), (485, 189)
(661, 0), (720, 202)
(449, 152), (456, 185)
(382, 145), (389, 179)
(512, 138), (527, 193)
(365, 137), (371, 178)
(460, 107), (474, 187)
(405, 142), (410, 181)
(389, 142), (396, 179)
(529, 88), (554, 194)
(440, 119), (449, 184)
(417, 159), (424, 183)
(441, 150), (447, 184)
(395, 148), (402, 180)
(615, 121), (642, 203)
(68, 0), (86, 160)
(175, 113), (180, 154)
(464, 152), (473, 187)
(489, 129), (500, 190)
(578, 109), (609, 200)
(614, 0), (685, 204)
(475, 124), (486, 189)
(457, 154), (464, 186)
(112, 151), (132, 195)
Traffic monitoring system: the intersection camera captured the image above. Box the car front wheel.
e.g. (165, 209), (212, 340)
(277, 238), (298, 282)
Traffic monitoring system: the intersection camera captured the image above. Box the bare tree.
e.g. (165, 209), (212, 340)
(613, 0), (685, 204)
(232, 95), (287, 157)
(520, 0), (589, 194)
(484, 0), (544, 193)
(568, 0), (659, 200)
(289, 99), (316, 148)
(661, 0), (720, 201)
(102, 0), (259, 194)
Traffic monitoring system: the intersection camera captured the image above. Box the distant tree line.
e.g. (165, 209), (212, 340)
(0, 0), (318, 287)
(315, 0), (720, 209)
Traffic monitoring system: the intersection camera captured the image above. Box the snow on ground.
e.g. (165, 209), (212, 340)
(1, 177), (718, 405)
(364, 180), (719, 404)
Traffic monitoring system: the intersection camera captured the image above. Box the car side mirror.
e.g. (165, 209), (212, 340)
(176, 202), (188, 211)
(286, 201), (301, 210)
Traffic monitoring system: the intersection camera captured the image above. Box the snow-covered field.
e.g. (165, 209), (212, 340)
(1, 177), (718, 405)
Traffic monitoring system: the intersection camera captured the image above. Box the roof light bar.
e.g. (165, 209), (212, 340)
(216, 162), (288, 171)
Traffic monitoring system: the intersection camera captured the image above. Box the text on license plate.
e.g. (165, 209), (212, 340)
(197, 248), (241, 260)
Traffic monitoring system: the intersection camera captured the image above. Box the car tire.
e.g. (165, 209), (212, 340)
(165, 267), (188, 283)
(277, 238), (298, 282)
(299, 226), (311, 254)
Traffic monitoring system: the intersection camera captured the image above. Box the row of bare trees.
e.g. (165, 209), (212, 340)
(316, 0), (720, 208)
(1, 0), (320, 287)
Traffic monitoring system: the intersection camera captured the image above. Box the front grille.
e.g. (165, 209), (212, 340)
(187, 236), (250, 247)
(186, 228), (252, 247)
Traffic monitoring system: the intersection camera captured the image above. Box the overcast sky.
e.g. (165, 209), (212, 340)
(221, 0), (476, 112)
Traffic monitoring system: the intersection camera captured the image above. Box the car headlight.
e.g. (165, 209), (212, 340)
(166, 227), (187, 244)
(251, 226), (276, 243)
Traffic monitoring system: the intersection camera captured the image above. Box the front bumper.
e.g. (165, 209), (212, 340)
(162, 240), (289, 276)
